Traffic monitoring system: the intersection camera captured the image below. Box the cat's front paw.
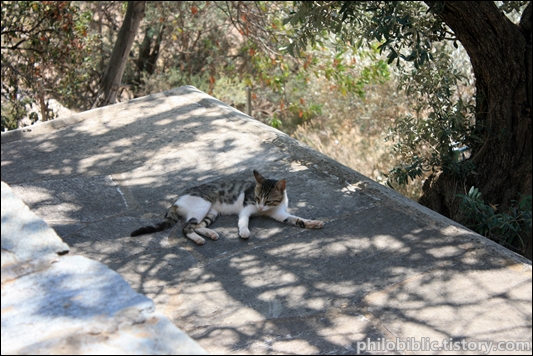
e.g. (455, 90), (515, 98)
(239, 227), (251, 239)
(305, 220), (324, 229)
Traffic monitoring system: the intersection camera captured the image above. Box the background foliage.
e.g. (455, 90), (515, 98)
(1, 1), (95, 129)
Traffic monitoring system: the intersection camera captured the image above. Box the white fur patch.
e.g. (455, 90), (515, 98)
(174, 195), (211, 221)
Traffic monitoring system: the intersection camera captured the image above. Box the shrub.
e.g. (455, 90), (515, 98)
(457, 186), (532, 252)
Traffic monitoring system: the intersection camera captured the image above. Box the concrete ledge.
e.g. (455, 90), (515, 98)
(1, 86), (531, 354)
(1, 182), (207, 355)
(0, 88), (186, 144)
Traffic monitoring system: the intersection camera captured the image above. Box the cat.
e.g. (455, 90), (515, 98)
(130, 170), (324, 245)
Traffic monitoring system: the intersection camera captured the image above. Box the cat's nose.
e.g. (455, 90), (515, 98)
(258, 204), (264, 211)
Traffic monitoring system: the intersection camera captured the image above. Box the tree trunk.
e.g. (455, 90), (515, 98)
(92, 1), (146, 108)
(421, 2), (532, 258)
(133, 24), (165, 89)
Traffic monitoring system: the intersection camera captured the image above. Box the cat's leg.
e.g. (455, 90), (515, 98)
(183, 218), (206, 245)
(270, 210), (324, 229)
(194, 209), (219, 241)
(237, 205), (257, 239)
(179, 196), (212, 245)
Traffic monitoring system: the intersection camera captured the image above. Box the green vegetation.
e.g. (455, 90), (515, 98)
(283, 1), (531, 259)
(1, 1), (95, 128)
(2, 1), (531, 259)
(457, 187), (532, 253)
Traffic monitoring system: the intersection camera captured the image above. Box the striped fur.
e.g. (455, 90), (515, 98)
(130, 170), (324, 244)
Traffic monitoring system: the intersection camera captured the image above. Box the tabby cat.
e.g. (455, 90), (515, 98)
(130, 170), (324, 245)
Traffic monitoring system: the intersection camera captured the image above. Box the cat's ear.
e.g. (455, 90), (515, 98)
(276, 179), (286, 191)
(253, 170), (266, 183)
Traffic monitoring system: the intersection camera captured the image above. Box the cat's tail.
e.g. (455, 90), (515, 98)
(131, 205), (180, 237)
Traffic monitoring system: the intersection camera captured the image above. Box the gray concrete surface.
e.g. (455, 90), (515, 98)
(1, 86), (531, 355)
(1, 181), (207, 355)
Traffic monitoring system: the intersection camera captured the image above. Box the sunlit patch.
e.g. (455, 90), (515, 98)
(268, 339), (319, 354)
(37, 141), (58, 152)
(153, 117), (175, 126)
(426, 246), (461, 258)
(372, 234), (405, 250)
(109, 137), (134, 148)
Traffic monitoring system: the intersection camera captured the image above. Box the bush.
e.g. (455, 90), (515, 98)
(457, 186), (532, 253)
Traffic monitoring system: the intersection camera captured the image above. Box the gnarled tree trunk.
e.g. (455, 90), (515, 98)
(92, 1), (146, 108)
(133, 24), (166, 90)
(421, 2), (532, 258)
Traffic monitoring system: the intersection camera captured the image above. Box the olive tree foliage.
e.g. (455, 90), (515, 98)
(211, 1), (391, 129)
(1, 1), (93, 130)
(284, 1), (532, 258)
(1, 1), (390, 132)
(2, 1), (148, 124)
(284, 1), (479, 179)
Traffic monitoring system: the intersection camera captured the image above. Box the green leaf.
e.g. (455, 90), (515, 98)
(387, 49), (398, 64)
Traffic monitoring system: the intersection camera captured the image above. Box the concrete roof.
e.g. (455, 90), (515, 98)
(2, 86), (531, 355)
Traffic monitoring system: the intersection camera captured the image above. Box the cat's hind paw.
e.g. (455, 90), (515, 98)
(305, 220), (324, 229)
(195, 227), (219, 241)
(186, 232), (206, 245)
(191, 236), (206, 245)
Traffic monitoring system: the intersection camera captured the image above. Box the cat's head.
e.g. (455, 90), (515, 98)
(253, 170), (286, 211)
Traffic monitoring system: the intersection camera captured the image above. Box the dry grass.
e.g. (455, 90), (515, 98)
(292, 81), (426, 200)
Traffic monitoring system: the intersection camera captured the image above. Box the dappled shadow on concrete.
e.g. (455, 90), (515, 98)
(168, 208), (531, 354)
(2, 86), (531, 354)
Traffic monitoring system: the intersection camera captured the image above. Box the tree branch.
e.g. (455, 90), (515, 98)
(1, 44), (44, 55)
